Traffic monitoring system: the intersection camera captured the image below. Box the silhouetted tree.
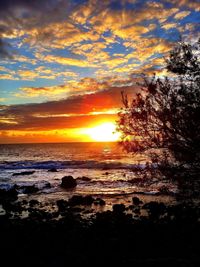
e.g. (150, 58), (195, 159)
(117, 39), (200, 191)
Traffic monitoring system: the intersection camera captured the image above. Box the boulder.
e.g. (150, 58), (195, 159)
(61, 176), (77, 189)
(29, 199), (39, 207)
(68, 195), (84, 206)
(83, 195), (94, 205)
(22, 185), (39, 194)
(132, 197), (143, 206)
(57, 199), (69, 212)
(94, 198), (106, 206)
(0, 186), (18, 202)
(143, 201), (166, 218)
(112, 204), (126, 214)
(41, 181), (51, 189)
(68, 195), (94, 206)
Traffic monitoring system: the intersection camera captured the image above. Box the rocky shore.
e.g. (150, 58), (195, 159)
(0, 187), (200, 266)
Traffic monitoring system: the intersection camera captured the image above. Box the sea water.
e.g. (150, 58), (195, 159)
(0, 142), (176, 202)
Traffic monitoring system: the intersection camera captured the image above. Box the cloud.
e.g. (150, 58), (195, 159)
(124, 38), (172, 62)
(166, 0), (200, 12)
(0, 0), (76, 57)
(18, 70), (39, 80)
(0, 74), (18, 80)
(15, 77), (109, 98)
(43, 54), (93, 68)
(174, 11), (191, 20)
(0, 0), (199, 108)
(0, 38), (12, 59)
(162, 23), (178, 30)
(15, 85), (68, 98)
(14, 55), (37, 64)
(0, 0), (181, 64)
(0, 79), (140, 131)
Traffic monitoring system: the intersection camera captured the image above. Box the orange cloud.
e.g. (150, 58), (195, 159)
(162, 23), (178, 30)
(174, 10), (191, 20)
(43, 54), (94, 68)
(167, 0), (200, 12)
(18, 70), (39, 80)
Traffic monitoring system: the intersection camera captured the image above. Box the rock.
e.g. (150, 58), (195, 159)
(22, 200), (28, 205)
(22, 185), (39, 194)
(57, 199), (69, 212)
(61, 176), (77, 189)
(68, 195), (84, 206)
(83, 195), (94, 205)
(29, 199), (39, 207)
(94, 198), (106, 206)
(132, 197), (143, 206)
(133, 208), (141, 215)
(158, 185), (171, 195)
(48, 168), (58, 172)
(68, 195), (94, 206)
(37, 181), (51, 190)
(3, 201), (25, 213)
(0, 187), (18, 202)
(16, 181), (50, 195)
(112, 204), (126, 213)
(12, 171), (35, 176)
(143, 201), (166, 218)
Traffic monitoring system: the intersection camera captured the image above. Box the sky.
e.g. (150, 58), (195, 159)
(0, 0), (199, 143)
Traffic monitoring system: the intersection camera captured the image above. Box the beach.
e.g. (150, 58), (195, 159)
(1, 194), (200, 266)
(0, 142), (200, 266)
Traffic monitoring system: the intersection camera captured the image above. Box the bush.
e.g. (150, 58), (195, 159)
(117, 39), (200, 188)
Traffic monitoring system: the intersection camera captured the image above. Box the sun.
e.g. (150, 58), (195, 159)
(84, 122), (120, 142)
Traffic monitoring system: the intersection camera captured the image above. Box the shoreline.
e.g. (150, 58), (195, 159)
(1, 196), (200, 266)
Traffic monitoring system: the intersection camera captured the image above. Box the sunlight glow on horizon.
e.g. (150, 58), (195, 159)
(81, 122), (121, 142)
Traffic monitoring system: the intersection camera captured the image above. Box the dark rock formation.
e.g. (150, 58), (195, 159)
(29, 199), (39, 207)
(61, 176), (77, 189)
(112, 204), (126, 213)
(57, 199), (69, 212)
(22, 185), (39, 194)
(83, 195), (94, 205)
(0, 186), (18, 202)
(132, 197), (143, 206)
(94, 198), (106, 206)
(68, 195), (83, 206)
(68, 195), (94, 206)
(143, 201), (166, 218)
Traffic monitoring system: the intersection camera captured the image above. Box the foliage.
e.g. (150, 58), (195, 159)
(117, 39), (200, 177)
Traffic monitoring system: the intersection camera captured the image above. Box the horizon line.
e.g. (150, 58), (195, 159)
(0, 141), (120, 145)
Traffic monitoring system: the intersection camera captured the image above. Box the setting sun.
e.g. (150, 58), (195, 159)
(83, 122), (120, 142)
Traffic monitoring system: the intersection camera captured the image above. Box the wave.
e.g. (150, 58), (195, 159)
(0, 160), (148, 171)
(0, 179), (176, 197)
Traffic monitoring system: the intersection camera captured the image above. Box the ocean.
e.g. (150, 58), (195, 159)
(0, 142), (176, 204)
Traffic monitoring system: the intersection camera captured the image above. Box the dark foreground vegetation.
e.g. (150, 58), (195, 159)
(118, 39), (200, 194)
(1, 195), (200, 266)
